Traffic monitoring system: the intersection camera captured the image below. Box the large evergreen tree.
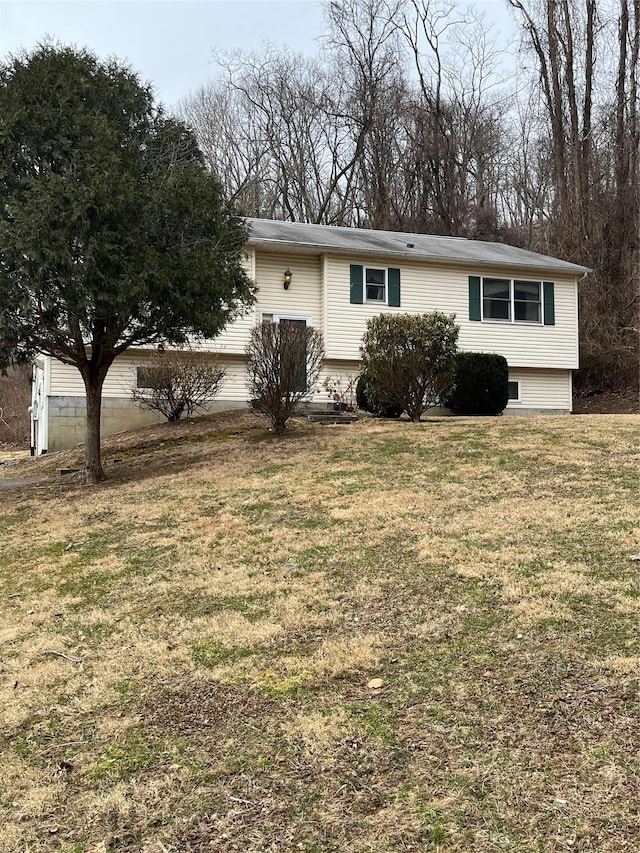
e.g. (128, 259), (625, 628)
(0, 44), (255, 482)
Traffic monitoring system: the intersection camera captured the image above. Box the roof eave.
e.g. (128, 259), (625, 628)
(246, 237), (591, 277)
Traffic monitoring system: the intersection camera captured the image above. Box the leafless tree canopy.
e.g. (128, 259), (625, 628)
(181, 0), (639, 392)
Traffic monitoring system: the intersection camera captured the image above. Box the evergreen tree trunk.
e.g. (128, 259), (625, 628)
(80, 367), (110, 485)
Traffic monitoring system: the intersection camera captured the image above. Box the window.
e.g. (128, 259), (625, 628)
(514, 280), (541, 322)
(351, 265), (401, 306)
(365, 268), (386, 302)
(508, 380), (520, 401)
(482, 278), (541, 323)
(469, 276), (554, 324)
(136, 366), (164, 390)
(483, 278), (511, 320)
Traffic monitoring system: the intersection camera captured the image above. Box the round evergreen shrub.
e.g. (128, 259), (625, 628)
(445, 352), (509, 415)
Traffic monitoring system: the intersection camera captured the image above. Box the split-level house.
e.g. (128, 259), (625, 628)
(30, 218), (590, 453)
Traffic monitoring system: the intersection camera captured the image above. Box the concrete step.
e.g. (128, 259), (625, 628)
(307, 412), (358, 425)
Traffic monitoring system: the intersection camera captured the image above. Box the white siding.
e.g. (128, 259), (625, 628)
(324, 255), (579, 368)
(195, 309), (257, 354)
(180, 250), (256, 354)
(204, 250), (323, 355)
(49, 357), (149, 398)
(49, 352), (249, 402)
(49, 361), (82, 396)
(208, 357), (250, 402)
(214, 356), (359, 408)
(253, 252), (322, 324)
(507, 368), (572, 411)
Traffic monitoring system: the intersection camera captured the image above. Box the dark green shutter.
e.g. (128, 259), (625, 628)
(469, 276), (481, 321)
(543, 281), (555, 325)
(388, 267), (401, 307)
(350, 265), (363, 304)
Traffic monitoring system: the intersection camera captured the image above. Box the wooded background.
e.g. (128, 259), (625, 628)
(181, 0), (639, 393)
(0, 367), (30, 448)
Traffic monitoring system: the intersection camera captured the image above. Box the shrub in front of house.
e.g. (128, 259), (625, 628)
(445, 352), (509, 415)
(360, 312), (459, 422)
(355, 371), (404, 418)
(131, 348), (226, 422)
(246, 321), (325, 434)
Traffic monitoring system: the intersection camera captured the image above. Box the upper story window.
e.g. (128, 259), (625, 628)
(365, 268), (386, 303)
(514, 280), (542, 322)
(350, 264), (401, 306)
(482, 277), (542, 323)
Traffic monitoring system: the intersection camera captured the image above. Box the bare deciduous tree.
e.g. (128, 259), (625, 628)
(0, 365), (31, 447)
(508, 0), (639, 390)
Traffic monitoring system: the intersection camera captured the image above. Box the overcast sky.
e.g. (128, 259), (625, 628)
(0, 0), (517, 110)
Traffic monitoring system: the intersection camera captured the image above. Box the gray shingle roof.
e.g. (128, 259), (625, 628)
(246, 218), (591, 276)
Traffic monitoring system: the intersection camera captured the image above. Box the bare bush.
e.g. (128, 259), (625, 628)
(131, 349), (226, 422)
(246, 321), (325, 434)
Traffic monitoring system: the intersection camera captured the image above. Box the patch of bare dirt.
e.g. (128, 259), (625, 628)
(573, 388), (639, 414)
(0, 409), (273, 485)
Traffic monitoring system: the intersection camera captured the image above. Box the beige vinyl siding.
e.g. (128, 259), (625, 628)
(209, 251), (323, 355)
(507, 368), (572, 411)
(49, 352), (250, 402)
(253, 252), (322, 323)
(129, 352), (251, 404)
(193, 308), (257, 354)
(49, 360), (134, 398)
(48, 361), (82, 396)
(460, 272), (578, 368)
(314, 360), (360, 407)
(214, 358), (360, 408)
(203, 248), (257, 353)
(321, 255), (329, 342)
(324, 256), (578, 369)
(50, 355), (162, 399)
(203, 356), (251, 403)
(324, 255), (404, 357)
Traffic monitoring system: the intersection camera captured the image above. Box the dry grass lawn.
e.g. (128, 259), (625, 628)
(0, 411), (638, 852)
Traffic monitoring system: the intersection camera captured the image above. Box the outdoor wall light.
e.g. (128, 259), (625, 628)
(283, 268), (293, 290)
